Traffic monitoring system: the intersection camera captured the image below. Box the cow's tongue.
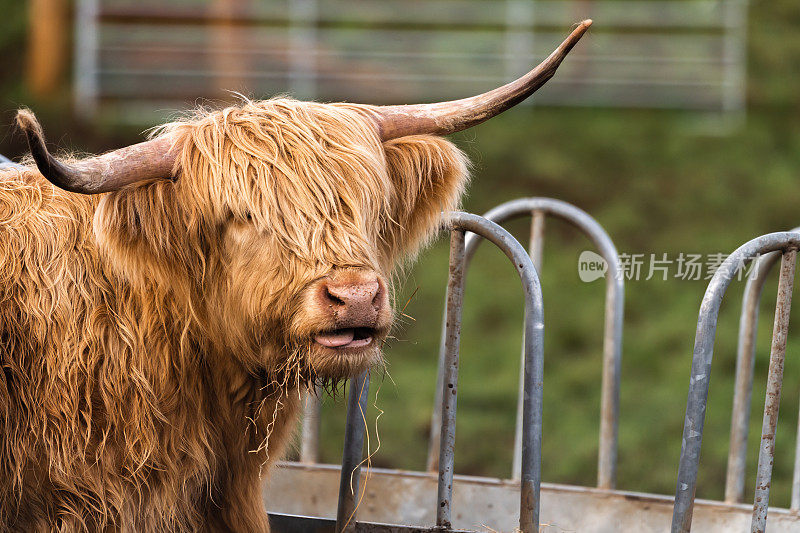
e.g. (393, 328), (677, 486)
(314, 329), (355, 348)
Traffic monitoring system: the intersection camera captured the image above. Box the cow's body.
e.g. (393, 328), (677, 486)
(0, 99), (467, 532)
(0, 168), (301, 532)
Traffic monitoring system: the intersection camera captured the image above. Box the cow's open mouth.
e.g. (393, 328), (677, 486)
(314, 328), (375, 349)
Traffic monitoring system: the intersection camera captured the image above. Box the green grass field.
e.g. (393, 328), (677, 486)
(3, 0), (800, 510)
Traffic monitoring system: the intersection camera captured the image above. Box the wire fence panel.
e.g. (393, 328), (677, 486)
(76, 0), (748, 123)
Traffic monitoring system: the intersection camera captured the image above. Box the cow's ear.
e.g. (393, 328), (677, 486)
(382, 135), (470, 262)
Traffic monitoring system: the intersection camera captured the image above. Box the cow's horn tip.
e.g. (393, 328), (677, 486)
(573, 19), (592, 35)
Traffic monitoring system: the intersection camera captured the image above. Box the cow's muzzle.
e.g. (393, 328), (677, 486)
(312, 271), (390, 350)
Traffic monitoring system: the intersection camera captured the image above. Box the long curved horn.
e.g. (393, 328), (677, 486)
(374, 19), (592, 141)
(16, 20), (589, 193)
(16, 109), (179, 194)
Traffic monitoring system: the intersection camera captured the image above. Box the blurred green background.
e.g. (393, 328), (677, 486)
(2, 0), (800, 509)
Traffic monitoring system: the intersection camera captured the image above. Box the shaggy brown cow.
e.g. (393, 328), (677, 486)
(0, 22), (589, 532)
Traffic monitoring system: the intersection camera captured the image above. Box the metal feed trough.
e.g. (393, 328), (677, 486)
(266, 200), (800, 532)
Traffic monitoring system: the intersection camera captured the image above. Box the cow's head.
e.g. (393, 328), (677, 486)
(16, 22), (589, 384)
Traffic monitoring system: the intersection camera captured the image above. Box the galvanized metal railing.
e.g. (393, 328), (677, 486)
(329, 211), (545, 532)
(336, 371), (371, 532)
(426, 197), (623, 488)
(725, 227), (800, 507)
(672, 232), (800, 533)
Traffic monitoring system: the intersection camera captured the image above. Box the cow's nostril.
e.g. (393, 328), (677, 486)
(371, 286), (382, 307)
(324, 286), (346, 306)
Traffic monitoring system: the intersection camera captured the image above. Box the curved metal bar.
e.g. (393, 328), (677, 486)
(435, 212), (544, 533)
(427, 198), (623, 489)
(725, 227), (800, 505)
(672, 232), (800, 533)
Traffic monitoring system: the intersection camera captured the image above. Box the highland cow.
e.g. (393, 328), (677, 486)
(0, 22), (589, 533)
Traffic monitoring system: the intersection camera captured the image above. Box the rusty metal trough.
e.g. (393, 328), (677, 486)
(266, 199), (800, 532)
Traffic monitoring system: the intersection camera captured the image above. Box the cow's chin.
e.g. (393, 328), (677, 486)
(307, 331), (385, 381)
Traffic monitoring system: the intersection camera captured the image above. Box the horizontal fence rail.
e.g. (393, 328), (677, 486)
(76, 0), (748, 122)
(426, 198), (623, 490)
(672, 232), (800, 533)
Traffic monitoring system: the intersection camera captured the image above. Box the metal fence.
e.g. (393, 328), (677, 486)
(269, 215), (800, 531)
(74, 0), (748, 123)
(673, 232), (800, 532)
(726, 228), (800, 508)
(299, 197), (624, 488)
(425, 198), (623, 488)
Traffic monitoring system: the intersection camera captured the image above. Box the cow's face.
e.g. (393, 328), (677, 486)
(94, 100), (468, 382)
(221, 218), (394, 382)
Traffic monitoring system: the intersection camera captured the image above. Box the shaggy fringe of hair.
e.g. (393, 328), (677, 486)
(0, 97), (468, 531)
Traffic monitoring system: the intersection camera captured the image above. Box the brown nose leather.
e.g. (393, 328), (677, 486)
(318, 275), (385, 327)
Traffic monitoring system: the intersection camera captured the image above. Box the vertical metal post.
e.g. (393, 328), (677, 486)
(513, 210), (544, 480)
(74, 0), (99, 118)
(518, 265), (545, 533)
(288, 0), (318, 100)
(445, 212), (545, 532)
(598, 267), (623, 490)
(673, 290), (728, 531)
(505, 0), (535, 80)
(752, 249), (796, 532)
(528, 211), (546, 271)
(722, 0), (747, 119)
(300, 387), (321, 463)
(435, 229), (466, 528)
(335, 371), (370, 533)
(672, 251), (748, 532)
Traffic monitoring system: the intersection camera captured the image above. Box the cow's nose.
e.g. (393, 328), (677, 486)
(318, 274), (385, 327)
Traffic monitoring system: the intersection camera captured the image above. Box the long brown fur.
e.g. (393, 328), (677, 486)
(0, 98), (468, 532)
